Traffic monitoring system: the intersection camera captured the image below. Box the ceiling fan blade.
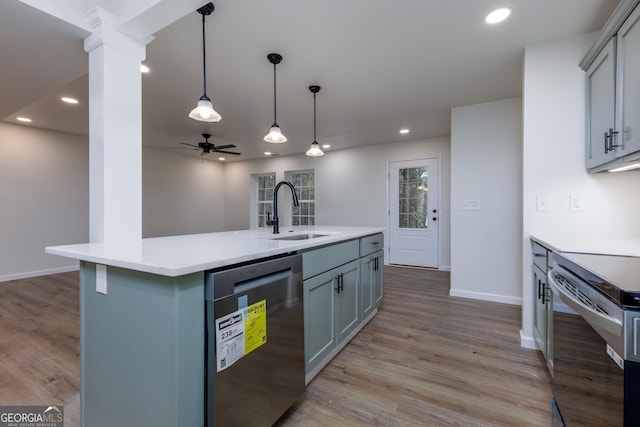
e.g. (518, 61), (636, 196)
(215, 150), (241, 155)
(213, 144), (236, 150)
(180, 142), (200, 148)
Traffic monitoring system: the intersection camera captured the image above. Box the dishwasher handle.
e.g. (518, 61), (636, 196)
(205, 254), (302, 301)
(233, 269), (292, 295)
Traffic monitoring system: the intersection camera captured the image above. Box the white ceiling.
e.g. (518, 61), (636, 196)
(1, 0), (619, 161)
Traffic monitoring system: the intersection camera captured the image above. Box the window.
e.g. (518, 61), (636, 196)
(398, 166), (428, 229)
(287, 170), (315, 226)
(256, 173), (275, 228)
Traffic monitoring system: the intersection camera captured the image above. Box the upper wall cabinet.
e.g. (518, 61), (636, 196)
(585, 39), (616, 169)
(581, 0), (640, 172)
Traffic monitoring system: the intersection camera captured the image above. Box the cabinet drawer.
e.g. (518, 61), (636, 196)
(302, 239), (359, 280)
(359, 233), (384, 257)
(532, 241), (548, 272)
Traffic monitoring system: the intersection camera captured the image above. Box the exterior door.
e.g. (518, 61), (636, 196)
(388, 158), (439, 268)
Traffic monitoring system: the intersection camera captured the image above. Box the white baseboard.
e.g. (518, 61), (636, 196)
(520, 330), (538, 350)
(439, 265), (451, 272)
(449, 288), (522, 306)
(0, 265), (79, 283)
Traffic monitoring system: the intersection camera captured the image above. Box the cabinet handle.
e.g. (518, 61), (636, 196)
(544, 285), (551, 304)
(334, 273), (344, 293)
(604, 130), (610, 153)
(537, 279), (542, 300)
(607, 128), (621, 152)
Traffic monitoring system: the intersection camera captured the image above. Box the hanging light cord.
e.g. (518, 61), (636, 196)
(201, 13), (208, 98)
(273, 63), (277, 124)
(313, 92), (317, 142)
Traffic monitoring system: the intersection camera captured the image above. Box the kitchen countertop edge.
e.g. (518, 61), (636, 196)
(46, 226), (385, 277)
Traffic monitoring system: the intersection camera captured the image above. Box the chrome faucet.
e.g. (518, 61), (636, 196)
(267, 180), (299, 234)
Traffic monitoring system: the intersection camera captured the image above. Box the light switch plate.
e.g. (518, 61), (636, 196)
(462, 200), (481, 210)
(570, 195), (584, 212)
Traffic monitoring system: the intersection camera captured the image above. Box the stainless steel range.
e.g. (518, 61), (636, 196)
(548, 252), (640, 426)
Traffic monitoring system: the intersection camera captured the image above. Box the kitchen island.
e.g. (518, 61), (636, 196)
(46, 226), (384, 427)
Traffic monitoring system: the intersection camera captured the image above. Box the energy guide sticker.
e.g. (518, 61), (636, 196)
(216, 299), (267, 372)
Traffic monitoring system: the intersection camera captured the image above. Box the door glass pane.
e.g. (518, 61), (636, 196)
(398, 167), (428, 229)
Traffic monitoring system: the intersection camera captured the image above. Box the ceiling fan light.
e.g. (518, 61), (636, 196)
(264, 124), (287, 143)
(188, 97), (221, 122)
(306, 141), (324, 157)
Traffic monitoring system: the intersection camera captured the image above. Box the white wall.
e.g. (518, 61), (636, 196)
(0, 123), (89, 280)
(142, 148), (225, 237)
(0, 123), (228, 280)
(450, 98), (523, 305)
(223, 138), (452, 270)
(521, 33), (640, 344)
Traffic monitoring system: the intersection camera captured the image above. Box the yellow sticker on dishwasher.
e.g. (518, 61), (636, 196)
(244, 300), (267, 354)
(215, 299), (267, 372)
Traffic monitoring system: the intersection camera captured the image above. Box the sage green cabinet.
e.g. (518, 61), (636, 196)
(361, 250), (384, 320)
(582, 2), (640, 171)
(302, 233), (385, 383)
(303, 258), (361, 377)
(585, 39), (616, 170)
(303, 240), (360, 380)
(615, 5), (640, 160)
(532, 241), (553, 374)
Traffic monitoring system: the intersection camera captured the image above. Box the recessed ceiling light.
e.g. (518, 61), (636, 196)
(264, 152), (272, 156)
(140, 64), (150, 73)
(218, 157), (226, 161)
(17, 117), (32, 122)
(485, 8), (511, 24)
(322, 144), (331, 149)
(61, 97), (79, 104)
(400, 129), (410, 134)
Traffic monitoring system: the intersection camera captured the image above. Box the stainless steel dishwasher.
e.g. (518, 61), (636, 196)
(205, 254), (304, 427)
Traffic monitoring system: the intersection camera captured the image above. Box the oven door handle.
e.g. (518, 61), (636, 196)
(548, 268), (623, 336)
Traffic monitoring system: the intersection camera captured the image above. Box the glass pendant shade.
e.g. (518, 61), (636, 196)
(264, 124), (287, 143)
(189, 96), (221, 122)
(306, 141), (324, 156)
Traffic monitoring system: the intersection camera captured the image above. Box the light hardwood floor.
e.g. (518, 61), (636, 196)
(0, 267), (551, 426)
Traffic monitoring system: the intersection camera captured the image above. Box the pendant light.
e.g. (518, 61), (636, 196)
(264, 53), (287, 143)
(306, 85), (324, 156)
(188, 2), (221, 122)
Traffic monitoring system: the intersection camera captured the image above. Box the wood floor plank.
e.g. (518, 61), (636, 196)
(0, 267), (552, 426)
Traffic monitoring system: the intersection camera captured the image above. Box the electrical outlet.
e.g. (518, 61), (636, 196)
(536, 196), (550, 212)
(96, 264), (107, 294)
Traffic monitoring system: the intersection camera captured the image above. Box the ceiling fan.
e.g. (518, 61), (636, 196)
(180, 133), (241, 156)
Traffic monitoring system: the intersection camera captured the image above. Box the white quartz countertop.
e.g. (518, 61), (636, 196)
(531, 234), (640, 257)
(46, 226), (384, 277)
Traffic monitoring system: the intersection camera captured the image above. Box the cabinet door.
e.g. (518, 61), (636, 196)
(303, 270), (336, 373)
(616, 5), (640, 158)
(360, 256), (375, 320)
(532, 265), (548, 356)
(336, 260), (360, 343)
(373, 251), (384, 307)
(586, 38), (616, 169)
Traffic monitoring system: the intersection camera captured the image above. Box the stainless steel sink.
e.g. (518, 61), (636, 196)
(271, 233), (329, 241)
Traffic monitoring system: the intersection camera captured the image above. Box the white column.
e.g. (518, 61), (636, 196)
(84, 8), (151, 243)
